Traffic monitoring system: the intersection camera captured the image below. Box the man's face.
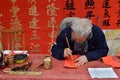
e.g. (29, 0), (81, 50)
(71, 31), (89, 43)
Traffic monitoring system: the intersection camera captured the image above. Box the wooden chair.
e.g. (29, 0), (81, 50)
(0, 29), (25, 51)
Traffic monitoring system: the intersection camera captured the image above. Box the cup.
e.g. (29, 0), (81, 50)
(6, 55), (14, 67)
(43, 56), (52, 70)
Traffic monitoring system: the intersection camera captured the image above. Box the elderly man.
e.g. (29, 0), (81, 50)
(51, 17), (109, 66)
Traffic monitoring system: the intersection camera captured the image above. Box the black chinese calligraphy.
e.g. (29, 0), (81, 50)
(85, 11), (95, 19)
(66, 11), (75, 17)
(116, 19), (120, 27)
(103, 19), (110, 26)
(84, 0), (95, 10)
(64, 0), (75, 10)
(104, 9), (110, 18)
(102, 0), (111, 8)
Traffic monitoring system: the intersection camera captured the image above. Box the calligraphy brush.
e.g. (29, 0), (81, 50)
(34, 63), (43, 71)
(65, 34), (73, 61)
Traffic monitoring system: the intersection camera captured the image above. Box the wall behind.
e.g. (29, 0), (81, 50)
(0, 0), (120, 54)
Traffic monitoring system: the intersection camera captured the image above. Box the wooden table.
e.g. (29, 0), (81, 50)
(0, 54), (120, 80)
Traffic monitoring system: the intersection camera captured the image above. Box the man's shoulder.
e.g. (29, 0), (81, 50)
(92, 24), (102, 32)
(60, 26), (71, 35)
(91, 24), (105, 38)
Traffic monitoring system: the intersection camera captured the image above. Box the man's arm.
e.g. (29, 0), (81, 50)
(51, 31), (67, 60)
(85, 26), (109, 61)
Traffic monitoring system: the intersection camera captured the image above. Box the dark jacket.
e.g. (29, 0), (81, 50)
(51, 25), (109, 61)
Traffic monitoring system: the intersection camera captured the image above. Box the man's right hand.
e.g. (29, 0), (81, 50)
(64, 48), (72, 58)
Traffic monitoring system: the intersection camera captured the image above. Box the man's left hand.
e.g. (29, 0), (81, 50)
(74, 55), (88, 66)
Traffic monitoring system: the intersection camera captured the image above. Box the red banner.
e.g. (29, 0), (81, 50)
(0, 0), (120, 54)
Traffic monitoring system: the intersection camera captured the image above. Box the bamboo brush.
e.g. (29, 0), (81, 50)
(65, 34), (73, 61)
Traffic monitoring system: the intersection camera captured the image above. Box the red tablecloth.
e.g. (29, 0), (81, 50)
(0, 54), (120, 80)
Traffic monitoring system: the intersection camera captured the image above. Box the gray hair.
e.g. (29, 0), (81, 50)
(70, 17), (92, 38)
(59, 17), (92, 37)
(59, 17), (73, 32)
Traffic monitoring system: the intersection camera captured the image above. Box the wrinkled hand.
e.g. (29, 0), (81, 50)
(74, 55), (88, 66)
(64, 48), (72, 58)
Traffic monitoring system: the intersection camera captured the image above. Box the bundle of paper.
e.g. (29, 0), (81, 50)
(102, 56), (120, 67)
(3, 50), (29, 56)
(4, 69), (42, 76)
(88, 68), (118, 78)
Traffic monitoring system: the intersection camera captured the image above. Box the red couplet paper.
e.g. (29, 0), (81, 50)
(64, 55), (78, 69)
(102, 56), (120, 67)
(117, 53), (120, 57)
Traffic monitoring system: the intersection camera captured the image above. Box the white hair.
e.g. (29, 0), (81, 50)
(59, 17), (92, 37)
(70, 17), (92, 38)
(59, 17), (73, 32)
